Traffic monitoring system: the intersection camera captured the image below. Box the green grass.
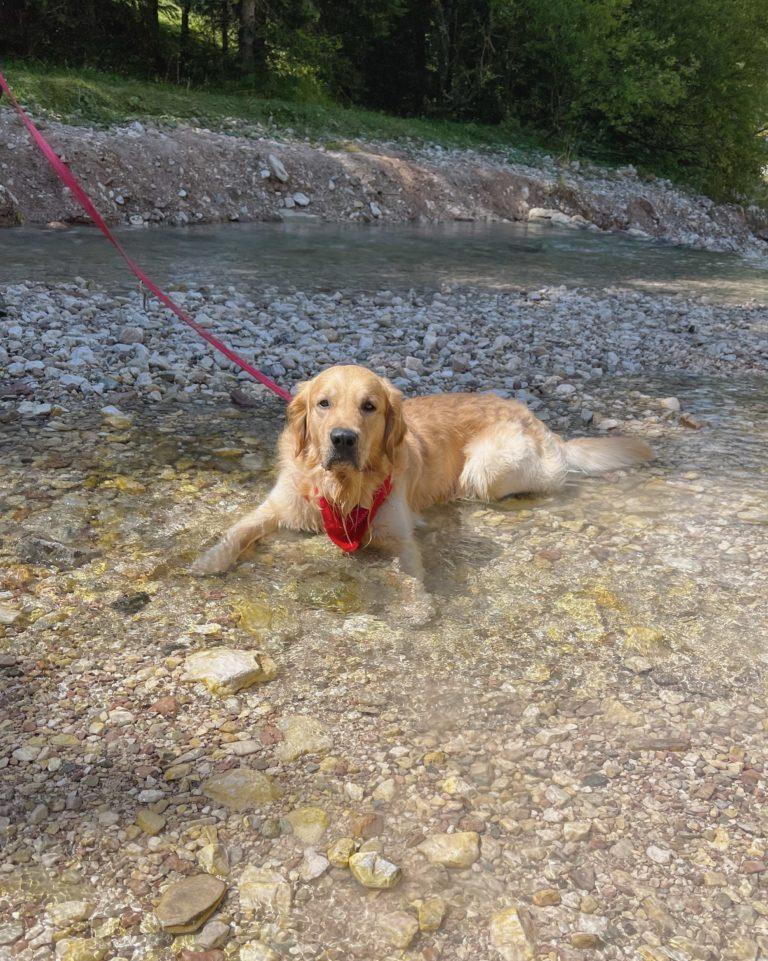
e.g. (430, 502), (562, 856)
(1, 60), (548, 161)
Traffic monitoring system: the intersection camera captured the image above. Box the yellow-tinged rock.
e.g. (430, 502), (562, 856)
(327, 837), (356, 867)
(136, 809), (166, 836)
(184, 648), (277, 695)
(239, 866), (292, 915)
(417, 831), (479, 868)
(54, 938), (108, 961)
(381, 912), (419, 949)
(198, 842), (230, 877)
(531, 888), (561, 907)
(202, 769), (280, 812)
(285, 806), (329, 844)
(275, 715), (332, 762)
(154, 875), (226, 934)
(624, 625), (666, 652)
(416, 896), (447, 932)
(348, 851), (401, 889)
(489, 906), (535, 961)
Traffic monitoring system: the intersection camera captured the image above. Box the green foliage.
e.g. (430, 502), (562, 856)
(2, 0), (767, 201)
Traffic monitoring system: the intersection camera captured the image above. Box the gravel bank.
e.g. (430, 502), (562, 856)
(2, 110), (768, 255)
(2, 282), (767, 423)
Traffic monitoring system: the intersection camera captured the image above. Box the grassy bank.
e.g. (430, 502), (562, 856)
(1, 61), (547, 161)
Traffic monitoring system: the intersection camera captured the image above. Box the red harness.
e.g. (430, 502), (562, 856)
(316, 476), (393, 553)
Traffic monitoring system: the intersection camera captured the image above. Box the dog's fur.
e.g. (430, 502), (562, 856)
(193, 365), (653, 581)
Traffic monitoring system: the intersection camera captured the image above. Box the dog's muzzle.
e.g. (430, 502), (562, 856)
(326, 427), (359, 468)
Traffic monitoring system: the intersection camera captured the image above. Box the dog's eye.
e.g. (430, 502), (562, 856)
(317, 399), (330, 409)
(361, 401), (376, 413)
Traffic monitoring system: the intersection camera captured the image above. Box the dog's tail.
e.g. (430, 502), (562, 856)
(563, 436), (654, 475)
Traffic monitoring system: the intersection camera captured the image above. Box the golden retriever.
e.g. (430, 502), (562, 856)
(193, 365), (653, 588)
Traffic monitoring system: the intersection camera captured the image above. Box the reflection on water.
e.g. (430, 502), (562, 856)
(3, 219), (768, 303)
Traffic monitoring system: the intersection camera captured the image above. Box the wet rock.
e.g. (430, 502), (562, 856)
(531, 888), (561, 907)
(184, 648), (277, 695)
(239, 866), (292, 915)
(659, 396), (681, 412)
(136, 809), (166, 835)
(198, 842), (230, 877)
(17, 535), (97, 570)
(381, 912), (419, 949)
(48, 900), (95, 925)
(327, 836), (357, 867)
(299, 850), (329, 881)
(0, 603), (21, 626)
(155, 875), (227, 934)
(0, 923), (24, 946)
(195, 919), (230, 950)
(275, 714), (332, 762)
(111, 591), (151, 614)
(417, 831), (480, 868)
(293, 192), (310, 207)
(489, 906), (536, 961)
(202, 768), (280, 811)
(285, 806), (329, 844)
(100, 405), (134, 429)
(348, 851), (402, 889)
(416, 896), (447, 932)
(55, 939), (108, 961)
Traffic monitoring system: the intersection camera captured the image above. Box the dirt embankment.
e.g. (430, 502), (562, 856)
(1, 111), (767, 254)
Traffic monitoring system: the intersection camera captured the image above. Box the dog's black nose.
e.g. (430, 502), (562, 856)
(330, 428), (358, 450)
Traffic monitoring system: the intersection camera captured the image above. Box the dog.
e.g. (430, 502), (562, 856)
(193, 365), (653, 585)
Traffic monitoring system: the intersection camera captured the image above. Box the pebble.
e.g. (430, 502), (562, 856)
(381, 911), (419, 948)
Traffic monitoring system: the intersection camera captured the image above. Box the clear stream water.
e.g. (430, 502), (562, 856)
(3, 219), (768, 303)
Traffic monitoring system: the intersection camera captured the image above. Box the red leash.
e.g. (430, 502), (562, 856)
(0, 69), (291, 403)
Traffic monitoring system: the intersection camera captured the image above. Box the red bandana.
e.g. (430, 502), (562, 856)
(316, 476), (393, 553)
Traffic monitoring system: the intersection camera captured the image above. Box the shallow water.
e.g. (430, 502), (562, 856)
(3, 219), (768, 303)
(3, 221), (768, 958)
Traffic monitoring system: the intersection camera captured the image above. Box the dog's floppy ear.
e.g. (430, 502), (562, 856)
(286, 381), (310, 457)
(383, 379), (406, 464)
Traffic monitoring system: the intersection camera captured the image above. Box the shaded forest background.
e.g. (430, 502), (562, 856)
(2, 0), (768, 201)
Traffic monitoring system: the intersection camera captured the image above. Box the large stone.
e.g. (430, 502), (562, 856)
(154, 875), (227, 933)
(275, 715), (332, 762)
(202, 768), (280, 811)
(184, 648), (277, 695)
(239, 866), (292, 915)
(285, 806), (329, 844)
(0, 603), (21, 626)
(417, 831), (479, 868)
(489, 907), (536, 961)
(348, 851), (401, 889)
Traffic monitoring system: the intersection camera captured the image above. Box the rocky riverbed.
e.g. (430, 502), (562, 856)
(2, 109), (768, 256)
(1, 278), (768, 961)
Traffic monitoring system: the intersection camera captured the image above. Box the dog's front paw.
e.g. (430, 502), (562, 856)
(191, 543), (233, 576)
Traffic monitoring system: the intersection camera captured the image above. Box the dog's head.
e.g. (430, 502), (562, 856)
(286, 365), (405, 474)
